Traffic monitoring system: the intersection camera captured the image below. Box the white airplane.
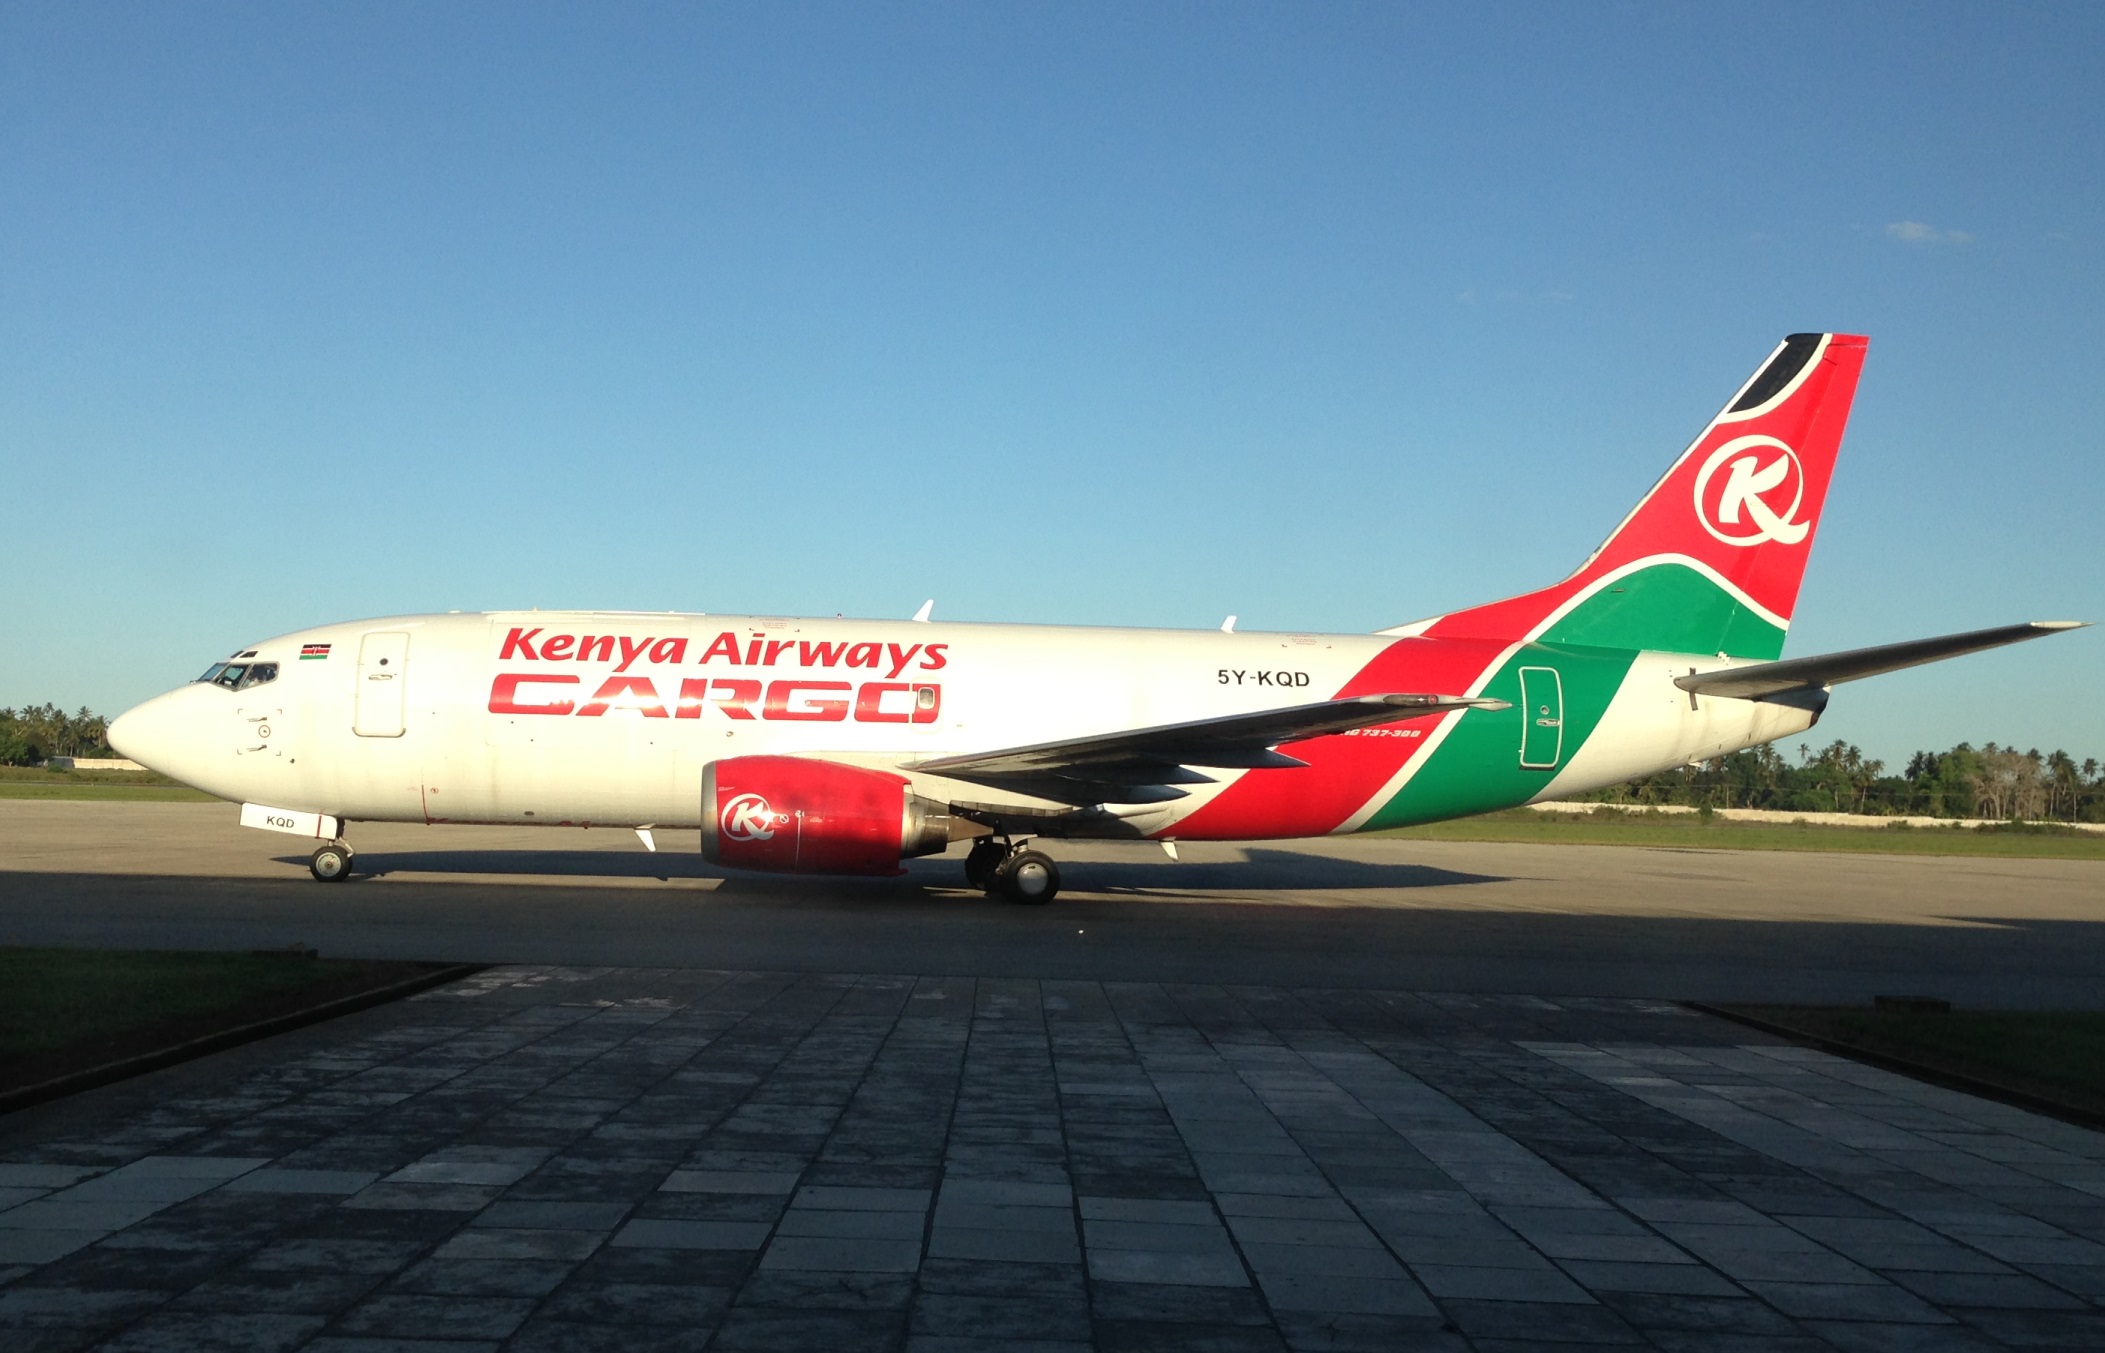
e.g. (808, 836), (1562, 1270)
(111, 334), (2084, 901)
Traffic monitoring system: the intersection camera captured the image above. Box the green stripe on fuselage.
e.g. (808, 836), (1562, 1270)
(1358, 641), (1637, 830)
(1540, 561), (1786, 660)
(1359, 563), (1784, 831)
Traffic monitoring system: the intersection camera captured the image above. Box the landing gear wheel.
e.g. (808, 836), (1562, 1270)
(964, 839), (1008, 892)
(995, 849), (1060, 905)
(310, 843), (352, 882)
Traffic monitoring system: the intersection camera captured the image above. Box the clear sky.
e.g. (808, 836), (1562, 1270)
(3, 2), (2099, 769)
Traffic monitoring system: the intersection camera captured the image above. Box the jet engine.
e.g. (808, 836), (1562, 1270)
(701, 755), (956, 875)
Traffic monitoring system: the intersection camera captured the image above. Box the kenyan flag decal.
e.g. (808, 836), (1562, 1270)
(300, 643), (331, 660)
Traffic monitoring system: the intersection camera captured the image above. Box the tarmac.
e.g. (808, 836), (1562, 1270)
(1, 801), (2102, 1006)
(0, 801), (2101, 1350)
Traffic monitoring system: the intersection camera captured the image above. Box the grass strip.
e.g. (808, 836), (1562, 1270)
(1375, 808), (2105, 859)
(0, 947), (463, 1100)
(0, 765), (217, 801)
(1698, 1003), (2105, 1127)
(0, 782), (219, 801)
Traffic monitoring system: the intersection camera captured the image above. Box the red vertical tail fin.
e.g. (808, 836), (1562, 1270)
(1416, 333), (1868, 659)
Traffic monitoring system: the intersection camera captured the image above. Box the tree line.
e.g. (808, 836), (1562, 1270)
(0, 705), (116, 765)
(1579, 740), (2105, 823)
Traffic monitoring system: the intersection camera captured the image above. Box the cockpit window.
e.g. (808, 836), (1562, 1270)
(196, 659), (279, 690)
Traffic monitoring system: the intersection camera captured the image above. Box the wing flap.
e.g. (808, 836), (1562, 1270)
(1675, 621), (2086, 700)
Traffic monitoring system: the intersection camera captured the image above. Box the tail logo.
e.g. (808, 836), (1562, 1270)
(1694, 435), (1809, 547)
(721, 793), (780, 842)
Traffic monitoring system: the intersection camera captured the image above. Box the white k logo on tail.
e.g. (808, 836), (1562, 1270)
(1694, 436), (1809, 547)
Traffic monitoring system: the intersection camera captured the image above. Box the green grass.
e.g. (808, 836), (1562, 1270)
(0, 947), (443, 1093)
(0, 781), (220, 801)
(1374, 808), (2105, 859)
(1722, 1005), (2105, 1118)
(0, 765), (217, 801)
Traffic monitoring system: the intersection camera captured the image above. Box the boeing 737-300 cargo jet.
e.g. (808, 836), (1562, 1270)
(111, 334), (2085, 901)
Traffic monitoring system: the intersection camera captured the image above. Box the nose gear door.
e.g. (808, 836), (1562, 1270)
(1518, 666), (1564, 770)
(354, 632), (411, 738)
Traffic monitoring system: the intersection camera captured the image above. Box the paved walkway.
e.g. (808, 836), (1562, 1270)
(2, 967), (2102, 1351)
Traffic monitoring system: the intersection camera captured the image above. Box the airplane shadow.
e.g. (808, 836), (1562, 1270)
(268, 845), (1507, 898)
(1073, 849), (1506, 897)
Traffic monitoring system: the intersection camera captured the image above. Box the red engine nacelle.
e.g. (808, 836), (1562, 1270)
(701, 756), (955, 875)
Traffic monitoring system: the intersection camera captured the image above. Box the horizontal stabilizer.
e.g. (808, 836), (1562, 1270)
(1674, 621), (2087, 701)
(909, 692), (1509, 805)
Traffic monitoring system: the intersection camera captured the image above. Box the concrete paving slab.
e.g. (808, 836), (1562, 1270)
(776, 1208), (925, 1240)
(430, 1228), (605, 1263)
(0, 1228), (106, 1264)
(1255, 1272), (1437, 1316)
(792, 1185), (932, 1212)
(937, 1180), (1073, 1207)
(760, 1235), (924, 1273)
(932, 1202), (1073, 1233)
(609, 1218), (771, 1250)
(388, 1257), (574, 1298)
(0, 1199), (162, 1233)
(469, 1201), (629, 1230)
(0, 1166), (103, 1190)
(222, 1169), (380, 1195)
(1555, 1259), (1742, 1296)
(1410, 1263), (1595, 1303)
(925, 1227), (1080, 1264)
(1083, 1248), (1249, 1288)
(342, 1183), (500, 1212)
(659, 1169), (799, 1194)
(1081, 1219), (1239, 1255)
(1223, 1216), (1383, 1248)
(1077, 1198), (1215, 1224)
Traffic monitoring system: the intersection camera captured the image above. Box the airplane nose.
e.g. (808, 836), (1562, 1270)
(109, 686), (209, 780)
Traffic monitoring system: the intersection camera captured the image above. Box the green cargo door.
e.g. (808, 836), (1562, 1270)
(1518, 666), (1564, 769)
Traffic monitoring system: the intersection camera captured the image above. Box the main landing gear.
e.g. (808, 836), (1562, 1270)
(965, 837), (1061, 905)
(309, 841), (354, 882)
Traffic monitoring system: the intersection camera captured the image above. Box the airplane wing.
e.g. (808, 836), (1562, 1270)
(906, 692), (1509, 805)
(1674, 621), (2087, 701)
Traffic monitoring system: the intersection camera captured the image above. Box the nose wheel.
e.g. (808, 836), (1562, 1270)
(309, 842), (354, 882)
(964, 838), (1061, 905)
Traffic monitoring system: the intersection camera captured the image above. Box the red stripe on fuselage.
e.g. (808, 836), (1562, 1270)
(1164, 634), (1516, 840)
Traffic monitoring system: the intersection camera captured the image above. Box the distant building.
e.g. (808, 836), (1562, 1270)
(46, 757), (146, 771)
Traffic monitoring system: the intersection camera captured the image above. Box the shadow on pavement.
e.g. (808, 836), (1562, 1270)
(274, 848), (720, 881)
(7, 869), (2105, 1005)
(270, 844), (1508, 895)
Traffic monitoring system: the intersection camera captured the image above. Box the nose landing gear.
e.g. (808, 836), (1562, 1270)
(964, 837), (1061, 905)
(309, 841), (354, 882)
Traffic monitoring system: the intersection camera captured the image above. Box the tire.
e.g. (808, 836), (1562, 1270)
(964, 839), (1008, 892)
(995, 850), (1060, 905)
(310, 844), (352, 882)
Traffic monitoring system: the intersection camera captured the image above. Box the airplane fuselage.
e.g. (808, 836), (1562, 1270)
(126, 609), (1818, 841)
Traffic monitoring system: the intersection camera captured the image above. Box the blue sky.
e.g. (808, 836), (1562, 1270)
(3, 2), (2099, 768)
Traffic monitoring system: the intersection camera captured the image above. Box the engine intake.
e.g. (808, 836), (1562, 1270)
(702, 755), (955, 875)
